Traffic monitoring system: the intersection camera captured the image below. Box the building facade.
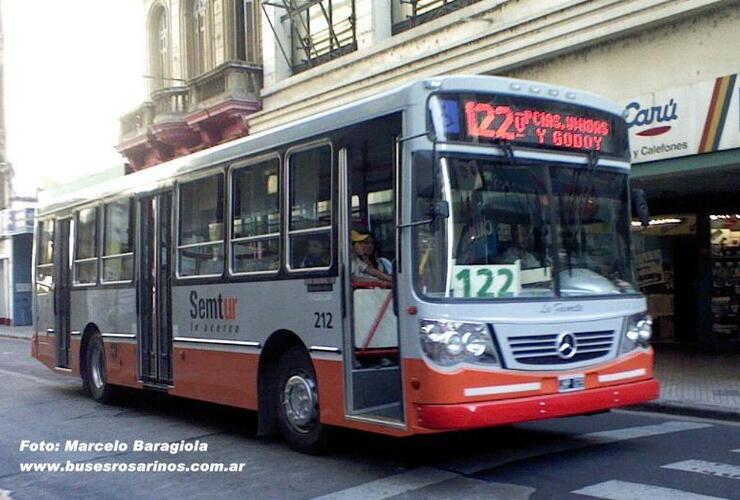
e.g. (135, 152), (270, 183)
(0, 0), (34, 326)
(117, 0), (263, 171)
(122, 0), (740, 349)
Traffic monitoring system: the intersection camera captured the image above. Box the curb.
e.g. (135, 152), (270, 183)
(628, 401), (740, 423)
(0, 334), (33, 341)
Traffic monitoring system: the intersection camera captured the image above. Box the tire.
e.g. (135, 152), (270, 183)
(85, 334), (116, 404)
(275, 346), (329, 454)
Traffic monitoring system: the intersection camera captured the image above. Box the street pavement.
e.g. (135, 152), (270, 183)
(1, 335), (739, 499)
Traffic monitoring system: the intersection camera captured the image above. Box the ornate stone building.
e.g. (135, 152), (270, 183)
(117, 0), (262, 171)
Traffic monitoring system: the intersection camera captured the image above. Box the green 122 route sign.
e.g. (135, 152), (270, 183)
(452, 264), (521, 298)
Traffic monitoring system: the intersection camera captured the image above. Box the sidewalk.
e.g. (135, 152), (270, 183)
(634, 346), (740, 421)
(0, 325), (33, 340)
(1, 326), (737, 420)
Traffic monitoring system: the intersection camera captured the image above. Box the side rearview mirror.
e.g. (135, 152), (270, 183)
(429, 201), (450, 219)
(632, 188), (650, 227)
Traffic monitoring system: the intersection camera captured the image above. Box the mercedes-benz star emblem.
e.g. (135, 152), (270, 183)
(556, 332), (578, 359)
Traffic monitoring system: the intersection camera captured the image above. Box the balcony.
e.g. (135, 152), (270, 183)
(391, 0), (481, 34)
(117, 62), (263, 170)
(190, 61), (262, 107)
(152, 87), (189, 120)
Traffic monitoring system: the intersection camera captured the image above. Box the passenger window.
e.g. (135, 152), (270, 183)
(36, 220), (55, 291)
(178, 174), (225, 277)
(231, 157), (280, 273)
(74, 207), (98, 284)
(102, 199), (134, 282)
(288, 144), (332, 270)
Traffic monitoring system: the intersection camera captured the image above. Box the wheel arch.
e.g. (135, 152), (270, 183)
(257, 329), (310, 436)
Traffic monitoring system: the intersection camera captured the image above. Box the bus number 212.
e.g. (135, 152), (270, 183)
(314, 312), (333, 329)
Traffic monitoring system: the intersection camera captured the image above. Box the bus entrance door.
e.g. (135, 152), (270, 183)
(54, 218), (72, 368)
(138, 192), (174, 386)
(340, 127), (404, 425)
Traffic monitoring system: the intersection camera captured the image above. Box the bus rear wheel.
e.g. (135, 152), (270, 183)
(276, 346), (329, 454)
(85, 334), (116, 404)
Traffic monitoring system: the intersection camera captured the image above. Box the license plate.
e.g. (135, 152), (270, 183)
(559, 374), (586, 392)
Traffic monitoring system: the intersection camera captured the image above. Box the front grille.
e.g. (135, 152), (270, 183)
(506, 330), (615, 366)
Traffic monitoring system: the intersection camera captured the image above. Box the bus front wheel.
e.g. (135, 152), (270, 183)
(85, 334), (116, 404)
(276, 346), (329, 454)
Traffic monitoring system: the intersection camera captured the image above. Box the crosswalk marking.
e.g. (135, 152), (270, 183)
(317, 421), (717, 499)
(582, 421), (712, 443)
(313, 467), (457, 500)
(573, 480), (727, 499)
(445, 421), (712, 475)
(662, 459), (740, 480)
(732, 449), (740, 453)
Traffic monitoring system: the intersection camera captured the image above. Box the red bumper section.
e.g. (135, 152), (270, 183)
(416, 379), (660, 430)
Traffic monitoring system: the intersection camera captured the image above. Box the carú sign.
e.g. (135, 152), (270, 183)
(623, 74), (739, 163)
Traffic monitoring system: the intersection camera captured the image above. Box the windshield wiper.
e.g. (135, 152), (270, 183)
(493, 138), (515, 166)
(562, 151), (599, 275)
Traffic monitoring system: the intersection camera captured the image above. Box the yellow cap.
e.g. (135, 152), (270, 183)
(351, 230), (370, 243)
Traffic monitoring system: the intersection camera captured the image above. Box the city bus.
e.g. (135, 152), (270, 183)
(32, 75), (659, 453)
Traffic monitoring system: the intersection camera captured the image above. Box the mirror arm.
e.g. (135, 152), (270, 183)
(397, 219), (434, 229)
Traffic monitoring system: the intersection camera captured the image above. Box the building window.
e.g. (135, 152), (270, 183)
(288, 144), (333, 270)
(102, 199), (134, 283)
(235, 0), (261, 63)
(148, 5), (170, 90)
(285, 0), (356, 73)
(178, 174), (225, 277)
(74, 207), (98, 285)
(231, 156), (280, 274)
(186, 0), (212, 77)
(391, 0), (480, 35)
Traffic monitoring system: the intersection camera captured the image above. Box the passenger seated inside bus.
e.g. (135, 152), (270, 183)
(351, 230), (391, 285)
(301, 236), (330, 268)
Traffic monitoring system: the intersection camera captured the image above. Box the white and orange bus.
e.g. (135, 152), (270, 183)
(33, 76), (659, 452)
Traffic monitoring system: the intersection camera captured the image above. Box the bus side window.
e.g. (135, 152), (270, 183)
(74, 207), (99, 285)
(231, 157), (281, 274)
(102, 199), (134, 282)
(178, 174), (225, 277)
(36, 220), (55, 292)
(288, 144), (332, 270)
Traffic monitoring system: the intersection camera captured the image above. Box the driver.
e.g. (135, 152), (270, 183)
(501, 226), (539, 269)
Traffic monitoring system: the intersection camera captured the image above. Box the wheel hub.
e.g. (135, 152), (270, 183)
(90, 344), (105, 390)
(282, 374), (318, 432)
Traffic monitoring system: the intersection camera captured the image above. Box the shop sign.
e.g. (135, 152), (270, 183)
(635, 249), (664, 286)
(623, 74), (739, 163)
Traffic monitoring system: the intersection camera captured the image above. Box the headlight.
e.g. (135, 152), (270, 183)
(420, 320), (499, 367)
(621, 313), (652, 354)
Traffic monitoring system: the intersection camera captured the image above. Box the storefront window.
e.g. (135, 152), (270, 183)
(632, 214), (697, 343)
(710, 214), (740, 342)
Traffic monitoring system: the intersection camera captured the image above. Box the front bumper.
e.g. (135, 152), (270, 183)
(416, 378), (660, 430)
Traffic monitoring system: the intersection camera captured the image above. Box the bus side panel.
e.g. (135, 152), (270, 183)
(69, 337), (81, 376)
(69, 288), (139, 384)
(34, 332), (55, 369)
(69, 288), (137, 338)
(312, 356), (345, 425)
(313, 356), (413, 437)
(168, 347), (259, 409)
(103, 339), (142, 389)
(34, 287), (56, 368)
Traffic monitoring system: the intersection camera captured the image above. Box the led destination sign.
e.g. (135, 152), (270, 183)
(430, 93), (629, 159)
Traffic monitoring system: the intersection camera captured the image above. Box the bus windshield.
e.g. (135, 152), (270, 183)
(413, 157), (636, 299)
